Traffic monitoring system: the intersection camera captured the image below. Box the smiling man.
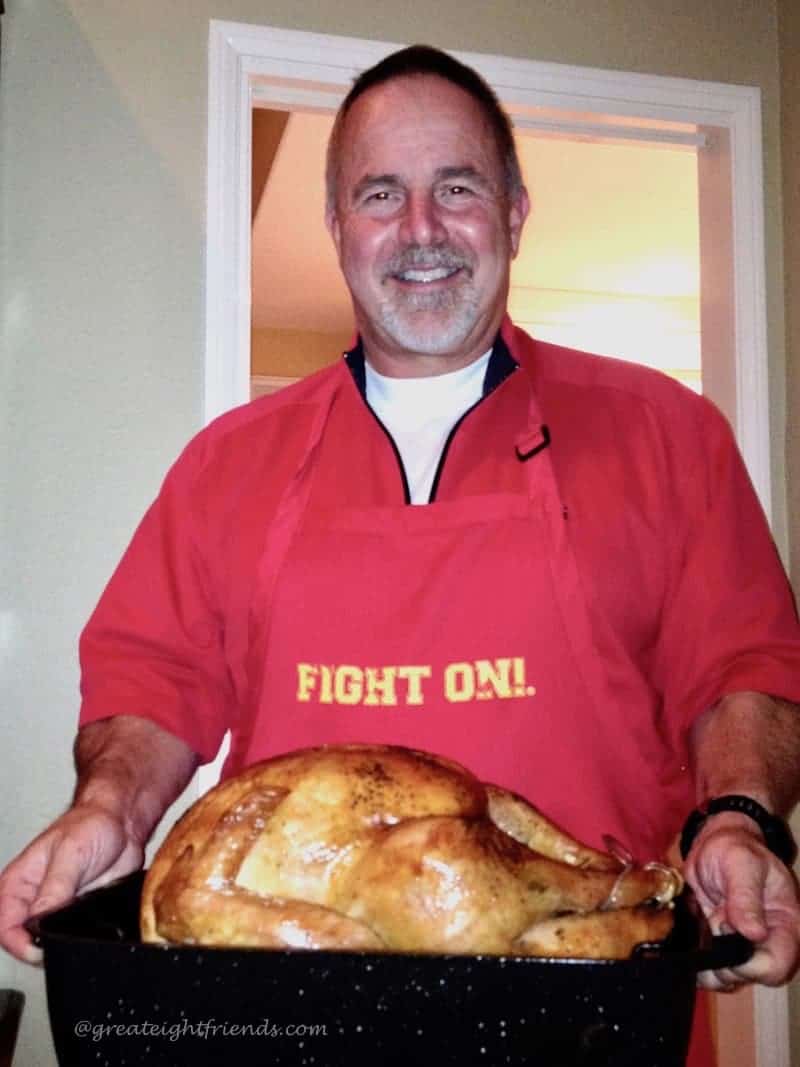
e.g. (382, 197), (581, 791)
(3, 45), (800, 1067)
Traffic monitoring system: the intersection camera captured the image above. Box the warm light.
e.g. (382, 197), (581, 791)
(510, 133), (701, 389)
(614, 256), (700, 298)
(508, 286), (701, 392)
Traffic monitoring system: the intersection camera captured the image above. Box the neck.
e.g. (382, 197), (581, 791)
(363, 345), (491, 379)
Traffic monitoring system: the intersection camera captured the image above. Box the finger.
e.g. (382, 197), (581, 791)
(729, 929), (799, 986)
(0, 889), (45, 965)
(2, 926), (44, 965)
(698, 923), (800, 989)
(0, 864), (50, 963)
(31, 832), (122, 915)
(723, 880), (769, 943)
(697, 970), (743, 992)
(701, 877), (768, 946)
(79, 841), (143, 894)
(30, 854), (88, 915)
(697, 953), (754, 991)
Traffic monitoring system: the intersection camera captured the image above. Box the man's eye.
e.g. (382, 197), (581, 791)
(441, 184), (474, 200)
(364, 190), (396, 204)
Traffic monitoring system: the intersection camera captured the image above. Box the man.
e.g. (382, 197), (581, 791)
(2, 43), (800, 1051)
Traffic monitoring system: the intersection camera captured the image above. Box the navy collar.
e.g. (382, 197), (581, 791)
(344, 334), (518, 398)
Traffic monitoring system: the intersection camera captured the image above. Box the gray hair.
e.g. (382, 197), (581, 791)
(325, 44), (524, 213)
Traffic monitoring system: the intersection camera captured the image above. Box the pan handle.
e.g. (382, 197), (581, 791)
(690, 932), (754, 973)
(22, 915), (43, 949)
(24, 905), (129, 948)
(635, 931), (753, 972)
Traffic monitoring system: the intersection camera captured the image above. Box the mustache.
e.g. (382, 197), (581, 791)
(381, 245), (473, 278)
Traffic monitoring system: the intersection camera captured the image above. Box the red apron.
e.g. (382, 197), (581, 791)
(225, 353), (682, 862)
(222, 349), (714, 1065)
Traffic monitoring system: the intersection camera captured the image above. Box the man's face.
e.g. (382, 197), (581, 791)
(327, 75), (529, 376)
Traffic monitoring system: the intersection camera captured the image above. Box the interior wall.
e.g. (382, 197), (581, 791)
(251, 327), (352, 378)
(778, 1), (800, 1064)
(251, 108), (290, 222)
(0, 3), (790, 1065)
(779, 0), (800, 588)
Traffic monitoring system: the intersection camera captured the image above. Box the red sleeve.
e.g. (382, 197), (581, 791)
(78, 438), (232, 764)
(654, 397), (800, 736)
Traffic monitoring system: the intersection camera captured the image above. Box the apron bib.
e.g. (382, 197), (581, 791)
(225, 361), (684, 861)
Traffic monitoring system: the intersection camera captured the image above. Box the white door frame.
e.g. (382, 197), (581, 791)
(204, 21), (784, 1067)
(205, 19), (773, 517)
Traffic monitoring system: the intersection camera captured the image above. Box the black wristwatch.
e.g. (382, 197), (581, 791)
(679, 795), (796, 866)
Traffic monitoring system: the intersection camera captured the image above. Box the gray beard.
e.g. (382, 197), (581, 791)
(374, 284), (481, 355)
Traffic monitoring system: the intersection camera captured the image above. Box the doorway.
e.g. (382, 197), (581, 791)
(203, 22), (781, 1066)
(204, 20), (771, 513)
(250, 107), (704, 398)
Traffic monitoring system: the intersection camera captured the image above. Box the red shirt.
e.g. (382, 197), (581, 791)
(81, 319), (800, 792)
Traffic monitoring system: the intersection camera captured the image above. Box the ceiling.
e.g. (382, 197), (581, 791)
(251, 110), (700, 374)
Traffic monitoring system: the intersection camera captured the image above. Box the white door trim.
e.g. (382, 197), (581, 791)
(204, 21), (783, 1066)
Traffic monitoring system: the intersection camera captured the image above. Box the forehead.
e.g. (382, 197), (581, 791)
(337, 75), (503, 190)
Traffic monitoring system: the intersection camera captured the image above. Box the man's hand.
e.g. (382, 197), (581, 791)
(0, 716), (199, 965)
(686, 692), (800, 988)
(0, 802), (145, 964)
(683, 813), (800, 990)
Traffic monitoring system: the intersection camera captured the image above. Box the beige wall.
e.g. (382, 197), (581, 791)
(0, 3), (794, 1064)
(780, 0), (800, 586)
(779, 2), (800, 1063)
(251, 327), (351, 378)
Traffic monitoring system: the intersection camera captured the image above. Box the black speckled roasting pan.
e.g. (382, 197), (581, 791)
(28, 872), (750, 1067)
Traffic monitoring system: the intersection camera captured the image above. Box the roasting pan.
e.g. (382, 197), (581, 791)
(29, 871), (751, 1067)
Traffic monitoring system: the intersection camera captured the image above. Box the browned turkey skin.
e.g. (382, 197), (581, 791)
(141, 745), (682, 958)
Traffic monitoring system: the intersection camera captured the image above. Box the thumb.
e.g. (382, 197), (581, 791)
(717, 875), (768, 943)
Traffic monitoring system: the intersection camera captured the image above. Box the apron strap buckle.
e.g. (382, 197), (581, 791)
(516, 424), (551, 461)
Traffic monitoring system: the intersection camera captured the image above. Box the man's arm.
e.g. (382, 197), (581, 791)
(0, 716), (198, 963)
(684, 691), (800, 989)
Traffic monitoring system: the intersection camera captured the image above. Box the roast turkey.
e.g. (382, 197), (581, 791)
(141, 744), (682, 958)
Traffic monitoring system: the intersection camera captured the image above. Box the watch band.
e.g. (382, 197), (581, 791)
(679, 794), (796, 865)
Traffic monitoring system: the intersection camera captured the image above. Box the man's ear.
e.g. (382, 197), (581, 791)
(508, 186), (530, 258)
(326, 208), (342, 259)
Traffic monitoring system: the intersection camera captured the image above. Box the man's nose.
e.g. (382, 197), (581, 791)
(399, 192), (446, 246)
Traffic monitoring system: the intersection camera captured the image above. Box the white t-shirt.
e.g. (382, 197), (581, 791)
(365, 351), (491, 504)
